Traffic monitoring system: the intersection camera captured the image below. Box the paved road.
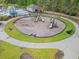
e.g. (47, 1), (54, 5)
(0, 17), (79, 59)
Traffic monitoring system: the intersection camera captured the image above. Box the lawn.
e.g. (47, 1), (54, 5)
(0, 40), (57, 59)
(4, 15), (75, 43)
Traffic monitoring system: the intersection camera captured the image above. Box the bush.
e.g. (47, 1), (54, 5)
(66, 12), (77, 16)
(0, 16), (11, 21)
(66, 29), (73, 34)
(0, 23), (2, 25)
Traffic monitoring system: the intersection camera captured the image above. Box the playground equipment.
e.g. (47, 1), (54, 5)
(7, 5), (17, 17)
(49, 18), (58, 29)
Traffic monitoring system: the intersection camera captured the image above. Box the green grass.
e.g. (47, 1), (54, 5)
(0, 40), (57, 59)
(4, 15), (75, 43)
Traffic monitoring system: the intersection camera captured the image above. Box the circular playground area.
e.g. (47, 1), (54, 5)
(4, 14), (75, 43)
(14, 16), (66, 37)
(0, 2), (78, 59)
(0, 13), (78, 59)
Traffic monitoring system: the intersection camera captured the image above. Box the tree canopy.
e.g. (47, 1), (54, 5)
(0, 0), (79, 16)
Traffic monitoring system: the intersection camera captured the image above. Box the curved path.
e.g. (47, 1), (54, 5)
(0, 17), (79, 59)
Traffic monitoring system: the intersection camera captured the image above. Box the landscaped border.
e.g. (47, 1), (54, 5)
(4, 14), (75, 43)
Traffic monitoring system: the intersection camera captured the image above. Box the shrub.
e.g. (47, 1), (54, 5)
(66, 29), (73, 34)
(0, 16), (11, 21)
(0, 23), (2, 25)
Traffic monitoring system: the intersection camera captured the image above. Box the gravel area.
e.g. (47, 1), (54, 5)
(14, 16), (66, 37)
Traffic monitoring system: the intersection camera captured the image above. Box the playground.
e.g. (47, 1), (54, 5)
(0, 4), (79, 59)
